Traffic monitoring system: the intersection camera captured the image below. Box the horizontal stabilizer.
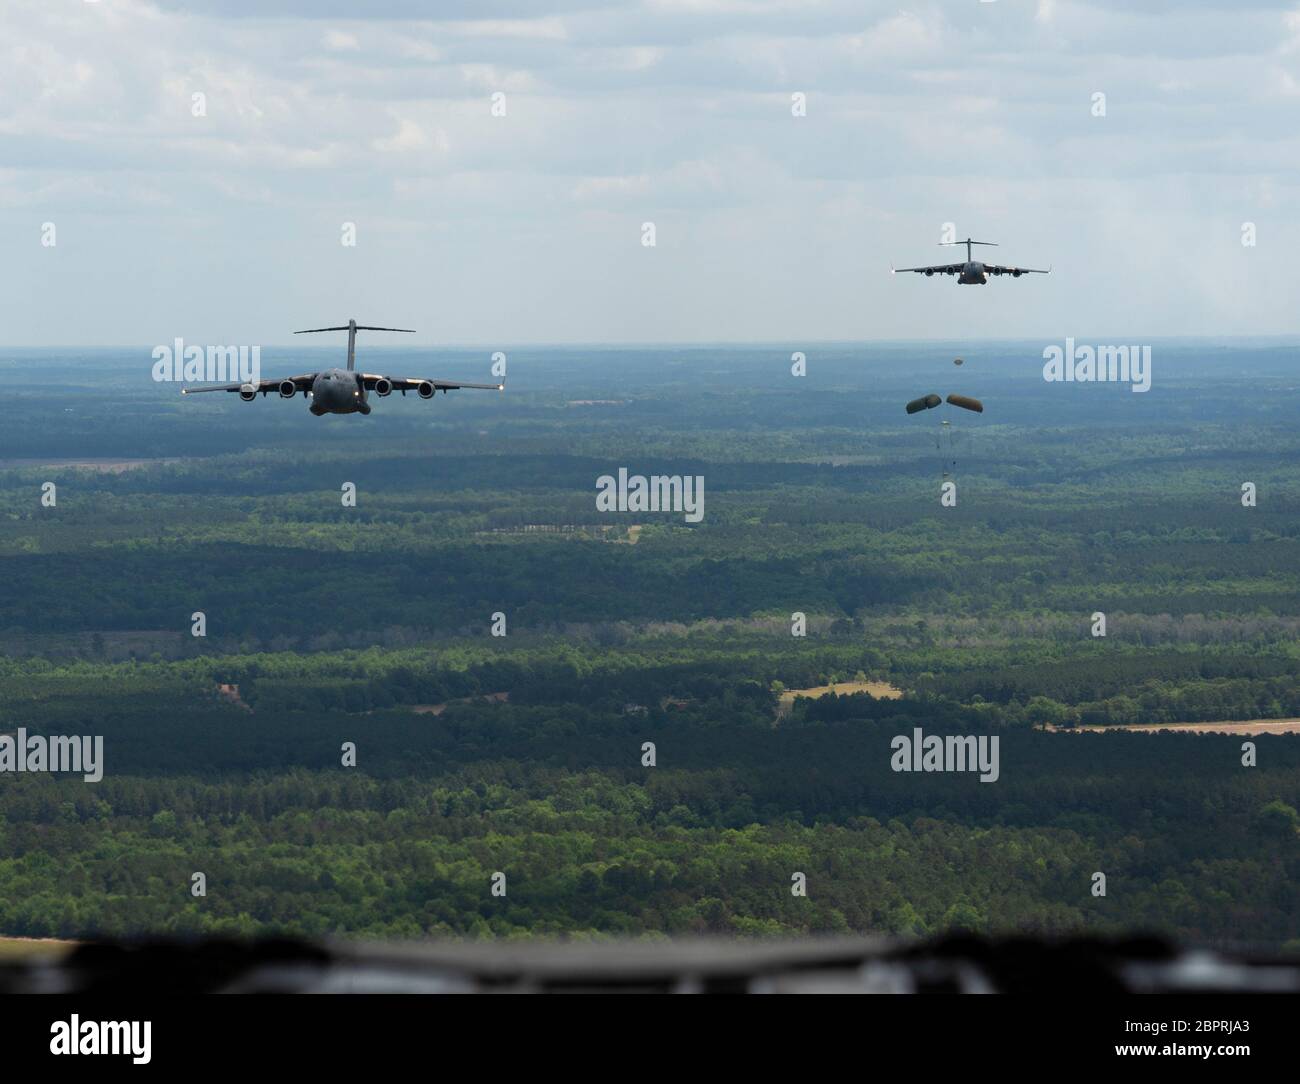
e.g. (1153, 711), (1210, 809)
(294, 325), (416, 334)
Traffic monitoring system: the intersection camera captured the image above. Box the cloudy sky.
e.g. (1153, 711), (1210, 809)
(4, 0), (1300, 345)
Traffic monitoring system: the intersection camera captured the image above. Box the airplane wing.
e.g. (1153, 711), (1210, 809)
(983, 264), (1051, 276)
(359, 374), (504, 393)
(180, 374), (317, 395)
(891, 263), (963, 275)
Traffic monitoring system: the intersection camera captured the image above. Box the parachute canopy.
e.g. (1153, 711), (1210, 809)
(946, 393), (984, 413)
(905, 393), (943, 414)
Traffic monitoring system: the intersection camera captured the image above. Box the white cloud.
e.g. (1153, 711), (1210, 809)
(1, 0), (1298, 343)
(322, 29), (361, 51)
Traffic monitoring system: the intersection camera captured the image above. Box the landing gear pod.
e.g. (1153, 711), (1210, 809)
(946, 393), (984, 413)
(905, 393), (942, 414)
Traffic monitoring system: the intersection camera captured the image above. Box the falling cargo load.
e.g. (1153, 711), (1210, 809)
(904, 389), (985, 479)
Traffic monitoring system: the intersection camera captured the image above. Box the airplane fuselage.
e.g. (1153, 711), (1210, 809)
(958, 261), (988, 285)
(310, 367), (369, 415)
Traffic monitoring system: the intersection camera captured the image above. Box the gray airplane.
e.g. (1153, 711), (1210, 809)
(892, 238), (1050, 285)
(180, 319), (503, 415)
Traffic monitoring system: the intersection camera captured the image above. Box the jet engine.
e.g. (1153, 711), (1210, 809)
(374, 378), (393, 397)
(417, 381), (436, 399)
(278, 380), (296, 398)
(239, 384), (257, 401)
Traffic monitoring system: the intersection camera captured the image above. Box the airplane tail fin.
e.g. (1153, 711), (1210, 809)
(294, 322), (415, 370)
(940, 238), (997, 263)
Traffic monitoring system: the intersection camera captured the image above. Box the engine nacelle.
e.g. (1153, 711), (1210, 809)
(374, 378), (393, 397)
(1012, 269), (1023, 277)
(417, 380), (436, 399)
(239, 384), (257, 401)
(924, 269), (934, 277)
(278, 380), (297, 398)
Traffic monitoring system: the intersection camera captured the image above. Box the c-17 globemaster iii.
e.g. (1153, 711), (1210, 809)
(181, 319), (503, 415)
(892, 238), (1050, 285)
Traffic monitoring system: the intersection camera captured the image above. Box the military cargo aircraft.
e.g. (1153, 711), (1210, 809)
(892, 239), (1050, 285)
(181, 320), (503, 415)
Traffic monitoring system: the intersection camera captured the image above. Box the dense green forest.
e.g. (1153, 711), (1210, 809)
(0, 342), (1296, 947)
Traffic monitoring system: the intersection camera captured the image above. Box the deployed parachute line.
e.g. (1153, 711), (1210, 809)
(937, 420), (956, 477)
(904, 390), (985, 477)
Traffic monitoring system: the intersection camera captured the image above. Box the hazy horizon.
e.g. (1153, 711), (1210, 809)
(6, 333), (1300, 352)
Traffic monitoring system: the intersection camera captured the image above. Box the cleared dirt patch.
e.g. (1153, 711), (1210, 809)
(776, 680), (902, 722)
(412, 691), (510, 716)
(0, 937), (78, 959)
(1047, 719), (1300, 736)
(215, 683), (252, 712)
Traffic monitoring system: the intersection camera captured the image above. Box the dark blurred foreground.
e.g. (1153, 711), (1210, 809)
(2, 934), (1298, 994)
